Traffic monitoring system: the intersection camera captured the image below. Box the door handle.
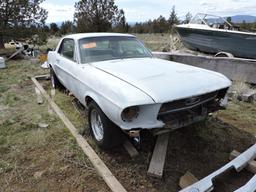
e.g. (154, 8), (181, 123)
(56, 59), (60, 63)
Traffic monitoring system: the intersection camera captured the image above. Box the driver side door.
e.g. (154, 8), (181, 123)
(54, 38), (78, 93)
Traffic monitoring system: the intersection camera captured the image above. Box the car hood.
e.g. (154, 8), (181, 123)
(91, 57), (231, 103)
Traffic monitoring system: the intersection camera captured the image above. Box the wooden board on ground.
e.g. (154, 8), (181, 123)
(35, 87), (43, 104)
(152, 129), (172, 136)
(31, 77), (127, 192)
(147, 133), (170, 178)
(230, 150), (256, 174)
(123, 139), (139, 158)
(34, 74), (50, 80)
(179, 171), (199, 189)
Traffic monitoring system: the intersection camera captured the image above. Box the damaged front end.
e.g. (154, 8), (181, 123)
(158, 88), (229, 130)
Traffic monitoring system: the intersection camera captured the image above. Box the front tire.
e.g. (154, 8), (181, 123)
(88, 101), (123, 149)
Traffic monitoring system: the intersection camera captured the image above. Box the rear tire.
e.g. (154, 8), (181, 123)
(88, 101), (123, 149)
(50, 67), (64, 90)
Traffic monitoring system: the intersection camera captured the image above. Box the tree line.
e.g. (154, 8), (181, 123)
(47, 5), (183, 35)
(0, 0), (184, 48)
(129, 9), (192, 33)
(1, 0), (256, 49)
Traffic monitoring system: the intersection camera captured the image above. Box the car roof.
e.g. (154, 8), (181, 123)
(64, 33), (135, 40)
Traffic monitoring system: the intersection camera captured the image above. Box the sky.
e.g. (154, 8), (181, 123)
(42, 0), (256, 23)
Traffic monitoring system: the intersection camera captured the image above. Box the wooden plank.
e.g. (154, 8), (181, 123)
(147, 133), (170, 178)
(152, 129), (172, 136)
(179, 171), (198, 189)
(34, 74), (50, 80)
(230, 150), (256, 174)
(50, 89), (55, 98)
(123, 139), (139, 158)
(7, 48), (23, 60)
(35, 87), (43, 104)
(31, 77), (127, 192)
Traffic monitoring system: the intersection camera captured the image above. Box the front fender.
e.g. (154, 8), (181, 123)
(84, 91), (164, 130)
(83, 91), (122, 126)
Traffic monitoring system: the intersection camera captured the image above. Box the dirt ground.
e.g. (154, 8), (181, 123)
(1, 38), (256, 192)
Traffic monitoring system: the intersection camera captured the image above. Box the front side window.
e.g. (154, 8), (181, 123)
(78, 36), (152, 63)
(59, 39), (75, 60)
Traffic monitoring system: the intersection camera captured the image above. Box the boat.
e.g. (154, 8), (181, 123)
(175, 13), (256, 59)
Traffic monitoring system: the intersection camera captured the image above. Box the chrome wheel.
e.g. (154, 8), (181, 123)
(90, 109), (104, 141)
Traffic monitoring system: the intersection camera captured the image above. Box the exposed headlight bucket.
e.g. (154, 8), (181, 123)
(121, 106), (139, 122)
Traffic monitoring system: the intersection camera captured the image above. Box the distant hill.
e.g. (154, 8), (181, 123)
(228, 15), (256, 23)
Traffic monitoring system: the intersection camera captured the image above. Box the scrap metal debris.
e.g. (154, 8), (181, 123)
(179, 144), (256, 192)
(239, 90), (256, 103)
(227, 84), (256, 103)
(7, 43), (34, 61)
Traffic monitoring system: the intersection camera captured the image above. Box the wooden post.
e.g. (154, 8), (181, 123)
(147, 133), (170, 178)
(123, 139), (139, 158)
(179, 171), (198, 189)
(35, 87), (43, 104)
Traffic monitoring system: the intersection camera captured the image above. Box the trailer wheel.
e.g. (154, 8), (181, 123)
(215, 52), (234, 58)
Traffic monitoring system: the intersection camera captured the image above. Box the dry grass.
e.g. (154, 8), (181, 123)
(0, 59), (108, 192)
(37, 33), (183, 52)
(1, 33), (182, 55)
(231, 81), (251, 94)
(41, 36), (61, 50)
(135, 33), (183, 51)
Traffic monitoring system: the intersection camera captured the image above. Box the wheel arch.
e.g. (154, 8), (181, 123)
(85, 95), (94, 107)
(84, 91), (121, 125)
(84, 92), (104, 109)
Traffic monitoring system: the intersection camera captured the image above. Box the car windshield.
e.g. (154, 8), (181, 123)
(78, 36), (152, 63)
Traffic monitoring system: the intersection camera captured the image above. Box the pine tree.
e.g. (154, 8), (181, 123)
(74, 0), (123, 32)
(168, 6), (179, 26)
(0, 0), (47, 48)
(184, 12), (192, 24)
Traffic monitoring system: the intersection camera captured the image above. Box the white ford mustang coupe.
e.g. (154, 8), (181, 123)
(48, 33), (231, 149)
